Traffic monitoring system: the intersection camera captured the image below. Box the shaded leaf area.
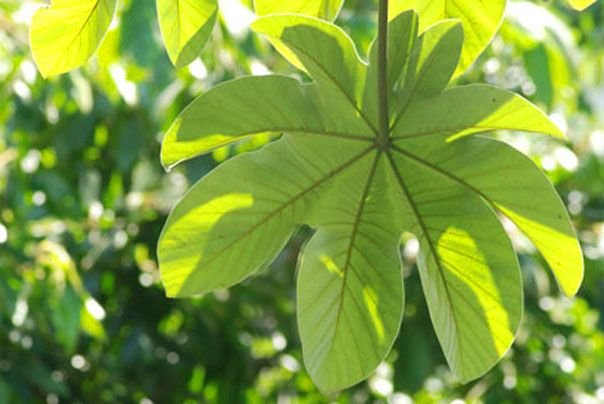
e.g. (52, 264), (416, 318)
(160, 10), (582, 392)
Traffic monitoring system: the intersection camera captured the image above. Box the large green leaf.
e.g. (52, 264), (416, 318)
(159, 11), (583, 392)
(30, 0), (118, 78)
(389, 0), (507, 77)
(157, 0), (218, 68)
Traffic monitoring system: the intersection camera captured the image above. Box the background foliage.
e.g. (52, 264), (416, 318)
(0, 0), (603, 402)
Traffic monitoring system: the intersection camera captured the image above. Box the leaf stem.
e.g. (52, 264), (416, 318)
(377, 0), (390, 149)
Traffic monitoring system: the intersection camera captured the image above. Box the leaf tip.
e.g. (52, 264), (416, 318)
(159, 149), (176, 172)
(560, 260), (585, 297)
(159, 118), (183, 171)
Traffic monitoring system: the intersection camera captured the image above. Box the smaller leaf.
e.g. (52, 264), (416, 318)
(30, 0), (118, 78)
(401, 20), (463, 100)
(568, 0), (597, 10)
(157, 0), (218, 68)
(363, 10), (419, 127)
(388, 152), (523, 383)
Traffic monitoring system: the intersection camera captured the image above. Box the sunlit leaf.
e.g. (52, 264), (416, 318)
(157, 0), (218, 68)
(159, 11), (582, 392)
(568, 0), (597, 10)
(30, 0), (118, 78)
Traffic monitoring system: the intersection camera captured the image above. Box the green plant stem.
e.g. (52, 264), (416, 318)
(377, 0), (390, 149)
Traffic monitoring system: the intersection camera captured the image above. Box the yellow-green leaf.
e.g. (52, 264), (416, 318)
(568, 0), (597, 10)
(157, 0), (218, 68)
(30, 0), (117, 78)
(254, 0), (343, 20)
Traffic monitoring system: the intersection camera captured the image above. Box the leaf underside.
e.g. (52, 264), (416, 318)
(159, 10), (583, 393)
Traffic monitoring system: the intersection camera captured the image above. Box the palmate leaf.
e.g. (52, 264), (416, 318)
(159, 10), (583, 392)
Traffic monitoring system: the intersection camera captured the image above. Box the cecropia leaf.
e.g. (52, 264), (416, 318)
(30, 0), (117, 78)
(157, 0), (218, 68)
(389, 0), (507, 77)
(159, 10), (583, 392)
